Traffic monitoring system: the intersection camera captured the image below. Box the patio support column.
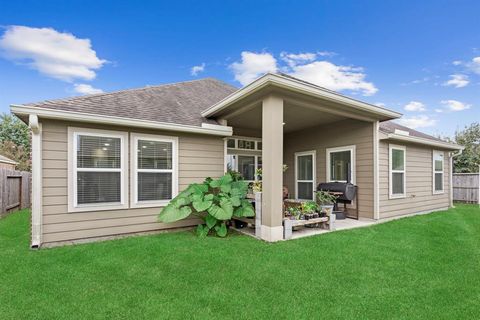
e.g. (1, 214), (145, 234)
(261, 95), (284, 242)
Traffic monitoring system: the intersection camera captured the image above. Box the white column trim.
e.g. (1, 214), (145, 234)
(29, 115), (42, 248)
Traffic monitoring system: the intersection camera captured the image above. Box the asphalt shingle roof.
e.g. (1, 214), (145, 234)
(23, 78), (238, 127)
(379, 120), (445, 142)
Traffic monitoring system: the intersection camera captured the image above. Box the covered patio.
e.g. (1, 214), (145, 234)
(202, 73), (400, 241)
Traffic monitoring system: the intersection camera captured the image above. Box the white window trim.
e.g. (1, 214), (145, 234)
(326, 145), (356, 184)
(226, 136), (262, 151)
(68, 127), (129, 213)
(295, 150), (316, 200)
(130, 133), (178, 208)
(389, 144), (406, 199)
(432, 150), (445, 195)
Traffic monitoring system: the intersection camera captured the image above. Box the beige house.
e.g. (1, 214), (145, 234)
(12, 73), (462, 247)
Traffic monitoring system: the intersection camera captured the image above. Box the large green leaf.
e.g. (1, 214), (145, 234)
(189, 183), (208, 194)
(172, 195), (191, 208)
(209, 174), (233, 193)
(231, 181), (248, 194)
(196, 224), (209, 237)
(205, 214), (217, 229)
(234, 199), (255, 217)
(215, 222), (228, 237)
(230, 195), (241, 207)
(192, 198), (213, 212)
(208, 198), (234, 220)
(159, 204), (192, 223)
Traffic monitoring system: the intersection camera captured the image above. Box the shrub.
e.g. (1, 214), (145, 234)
(158, 173), (255, 237)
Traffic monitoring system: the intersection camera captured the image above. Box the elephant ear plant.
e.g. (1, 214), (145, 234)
(158, 173), (255, 237)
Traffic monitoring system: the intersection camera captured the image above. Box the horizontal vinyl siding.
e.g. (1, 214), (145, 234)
(283, 119), (374, 218)
(378, 141), (450, 218)
(40, 119), (224, 245)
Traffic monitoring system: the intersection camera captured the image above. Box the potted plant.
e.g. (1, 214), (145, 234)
(301, 201), (318, 220)
(316, 191), (337, 217)
(286, 206), (301, 220)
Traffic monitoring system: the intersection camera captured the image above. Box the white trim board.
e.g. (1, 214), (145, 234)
(202, 73), (402, 120)
(11, 105), (232, 137)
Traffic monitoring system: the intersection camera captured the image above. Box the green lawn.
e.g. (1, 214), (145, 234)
(1, 206), (479, 319)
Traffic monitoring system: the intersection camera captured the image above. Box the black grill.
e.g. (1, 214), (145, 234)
(317, 182), (357, 201)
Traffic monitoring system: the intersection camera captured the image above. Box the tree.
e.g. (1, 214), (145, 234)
(0, 113), (31, 171)
(453, 122), (479, 173)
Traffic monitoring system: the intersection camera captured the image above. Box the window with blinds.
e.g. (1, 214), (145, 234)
(70, 129), (127, 212)
(132, 134), (177, 207)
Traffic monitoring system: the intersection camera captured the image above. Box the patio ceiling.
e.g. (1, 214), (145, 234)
(226, 100), (348, 134)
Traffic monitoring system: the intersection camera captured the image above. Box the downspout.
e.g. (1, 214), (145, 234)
(449, 149), (463, 208)
(29, 115), (42, 248)
(373, 121), (380, 220)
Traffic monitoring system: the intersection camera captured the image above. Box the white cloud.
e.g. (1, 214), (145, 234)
(375, 102), (386, 107)
(73, 84), (104, 95)
(434, 108), (443, 113)
(289, 61), (378, 96)
(452, 60), (462, 66)
(469, 56), (480, 74)
(440, 99), (471, 111)
(404, 101), (426, 112)
(397, 115), (436, 129)
(230, 51), (378, 96)
(191, 63), (205, 76)
(230, 51), (277, 85)
(0, 25), (105, 81)
(442, 74), (469, 88)
(280, 52), (317, 67)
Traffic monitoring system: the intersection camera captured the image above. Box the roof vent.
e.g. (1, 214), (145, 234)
(394, 129), (410, 136)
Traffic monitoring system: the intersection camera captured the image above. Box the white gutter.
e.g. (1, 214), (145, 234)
(11, 105), (233, 137)
(201, 73), (402, 119)
(29, 114), (42, 248)
(384, 133), (464, 150)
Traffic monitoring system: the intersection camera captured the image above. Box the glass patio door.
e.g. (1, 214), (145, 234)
(295, 151), (316, 200)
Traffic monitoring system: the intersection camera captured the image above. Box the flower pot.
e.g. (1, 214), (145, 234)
(320, 204), (334, 216)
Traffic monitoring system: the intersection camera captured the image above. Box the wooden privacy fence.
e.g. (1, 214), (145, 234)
(0, 168), (31, 216)
(452, 172), (480, 204)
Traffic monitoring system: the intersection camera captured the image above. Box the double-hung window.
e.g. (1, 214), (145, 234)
(389, 144), (406, 199)
(326, 145), (356, 184)
(69, 128), (128, 212)
(295, 151), (316, 200)
(433, 150), (444, 194)
(131, 133), (178, 207)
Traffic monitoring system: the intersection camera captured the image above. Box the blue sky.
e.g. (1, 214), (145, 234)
(0, 0), (479, 137)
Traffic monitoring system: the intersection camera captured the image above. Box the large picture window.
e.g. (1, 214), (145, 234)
(69, 128), (128, 212)
(131, 133), (178, 207)
(295, 151), (316, 200)
(389, 144), (406, 199)
(433, 150), (444, 194)
(326, 145), (356, 184)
